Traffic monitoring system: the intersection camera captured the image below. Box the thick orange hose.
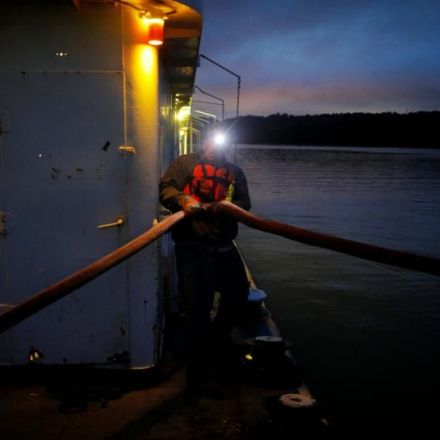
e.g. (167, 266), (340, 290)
(0, 212), (184, 333)
(218, 201), (439, 277)
(2, 202), (439, 334)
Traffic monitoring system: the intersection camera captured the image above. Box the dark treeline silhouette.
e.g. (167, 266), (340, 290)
(223, 111), (440, 147)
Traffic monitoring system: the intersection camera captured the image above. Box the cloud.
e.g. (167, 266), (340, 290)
(236, 81), (440, 115)
(197, 0), (440, 115)
(193, 79), (440, 117)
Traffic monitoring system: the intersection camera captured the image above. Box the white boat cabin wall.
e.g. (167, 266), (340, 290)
(0, 0), (202, 368)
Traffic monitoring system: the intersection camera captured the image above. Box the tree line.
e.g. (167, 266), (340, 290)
(223, 111), (439, 147)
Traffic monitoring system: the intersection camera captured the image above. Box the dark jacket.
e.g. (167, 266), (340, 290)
(159, 152), (251, 245)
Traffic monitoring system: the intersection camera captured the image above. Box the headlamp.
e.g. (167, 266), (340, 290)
(211, 132), (227, 148)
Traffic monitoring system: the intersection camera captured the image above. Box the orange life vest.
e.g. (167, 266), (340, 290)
(184, 162), (234, 203)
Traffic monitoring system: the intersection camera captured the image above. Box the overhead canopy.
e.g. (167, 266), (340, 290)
(72, 0), (203, 105)
(160, 0), (202, 105)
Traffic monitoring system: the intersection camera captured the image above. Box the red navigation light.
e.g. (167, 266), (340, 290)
(147, 18), (164, 46)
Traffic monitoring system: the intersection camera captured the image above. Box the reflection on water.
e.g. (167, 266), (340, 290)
(235, 145), (440, 435)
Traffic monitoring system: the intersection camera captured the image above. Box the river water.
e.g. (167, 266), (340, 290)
(234, 145), (440, 436)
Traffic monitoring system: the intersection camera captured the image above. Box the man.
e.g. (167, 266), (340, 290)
(159, 129), (251, 394)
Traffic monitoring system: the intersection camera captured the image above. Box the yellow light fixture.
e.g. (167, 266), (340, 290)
(177, 105), (191, 122)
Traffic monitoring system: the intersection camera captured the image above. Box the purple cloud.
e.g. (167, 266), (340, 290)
(195, 0), (440, 116)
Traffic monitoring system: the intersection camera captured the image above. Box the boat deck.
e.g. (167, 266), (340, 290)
(0, 364), (332, 439)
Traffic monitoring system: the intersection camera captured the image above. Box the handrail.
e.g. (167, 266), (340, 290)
(1, 202), (439, 334)
(218, 201), (440, 277)
(0, 212), (185, 333)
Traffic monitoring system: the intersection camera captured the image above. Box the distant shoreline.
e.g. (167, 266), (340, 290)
(225, 111), (440, 149)
(237, 144), (440, 153)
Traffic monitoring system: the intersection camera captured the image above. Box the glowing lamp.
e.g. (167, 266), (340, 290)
(147, 18), (164, 46)
(205, 130), (228, 149)
(213, 132), (226, 147)
(177, 106), (191, 122)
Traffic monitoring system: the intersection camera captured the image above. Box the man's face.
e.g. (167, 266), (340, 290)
(202, 137), (222, 161)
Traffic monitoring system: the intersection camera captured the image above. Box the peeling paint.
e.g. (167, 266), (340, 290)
(0, 211), (6, 235)
(51, 167), (61, 179)
(106, 350), (129, 364)
(49, 167), (90, 180)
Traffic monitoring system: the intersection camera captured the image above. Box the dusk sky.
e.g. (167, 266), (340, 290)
(194, 0), (440, 119)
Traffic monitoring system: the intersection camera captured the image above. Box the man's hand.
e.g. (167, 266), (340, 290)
(179, 195), (201, 215)
(204, 201), (226, 214)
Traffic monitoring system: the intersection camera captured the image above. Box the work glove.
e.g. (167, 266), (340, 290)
(178, 195), (201, 215)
